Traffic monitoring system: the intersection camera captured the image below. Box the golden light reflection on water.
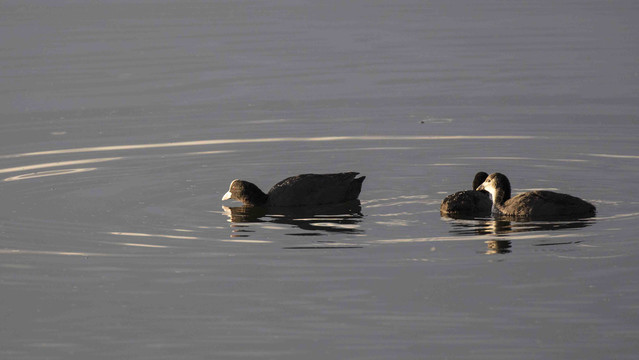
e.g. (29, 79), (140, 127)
(221, 239), (273, 244)
(108, 231), (273, 245)
(595, 212), (639, 220)
(1, 157), (123, 182)
(0, 135), (539, 159)
(0, 157), (122, 173)
(551, 254), (627, 260)
(0, 249), (107, 256)
(374, 219), (413, 227)
(303, 147), (423, 152)
(362, 195), (435, 210)
(108, 232), (199, 240)
(459, 156), (588, 162)
(374, 232), (586, 244)
(184, 150), (237, 156)
(112, 242), (170, 248)
(587, 153), (639, 159)
(308, 222), (360, 229)
(3, 168), (97, 182)
(104, 232), (199, 249)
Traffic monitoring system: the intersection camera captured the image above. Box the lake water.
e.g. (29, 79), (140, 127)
(1, 0), (638, 359)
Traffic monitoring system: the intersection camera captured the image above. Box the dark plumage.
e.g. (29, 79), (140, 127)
(222, 172), (365, 207)
(476, 172), (596, 219)
(440, 172), (492, 216)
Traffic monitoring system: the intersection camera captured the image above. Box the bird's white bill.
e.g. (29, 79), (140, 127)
(222, 191), (232, 201)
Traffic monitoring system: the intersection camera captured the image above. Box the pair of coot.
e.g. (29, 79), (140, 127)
(222, 171), (596, 219)
(440, 172), (596, 219)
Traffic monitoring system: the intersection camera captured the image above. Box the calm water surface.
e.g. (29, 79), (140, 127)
(1, 1), (639, 359)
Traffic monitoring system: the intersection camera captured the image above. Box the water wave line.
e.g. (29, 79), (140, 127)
(113, 242), (169, 248)
(0, 157), (122, 173)
(0, 135), (539, 159)
(587, 153), (639, 159)
(3, 168), (97, 182)
(0, 249), (107, 256)
(460, 156), (587, 163)
(374, 232), (585, 244)
(108, 231), (199, 240)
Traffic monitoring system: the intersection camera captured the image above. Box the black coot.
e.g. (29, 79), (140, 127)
(476, 172), (596, 219)
(440, 171), (492, 216)
(222, 172), (365, 207)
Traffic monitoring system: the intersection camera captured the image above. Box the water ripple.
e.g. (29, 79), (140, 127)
(374, 232), (588, 244)
(587, 153), (639, 159)
(0, 157), (121, 174)
(0, 135), (539, 159)
(3, 168), (97, 182)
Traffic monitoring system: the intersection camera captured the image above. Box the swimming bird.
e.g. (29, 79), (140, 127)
(476, 172), (596, 219)
(222, 172), (365, 207)
(440, 171), (492, 216)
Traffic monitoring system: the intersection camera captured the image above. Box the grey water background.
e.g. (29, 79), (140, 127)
(1, 0), (638, 359)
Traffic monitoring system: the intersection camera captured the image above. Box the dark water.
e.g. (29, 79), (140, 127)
(1, 1), (639, 359)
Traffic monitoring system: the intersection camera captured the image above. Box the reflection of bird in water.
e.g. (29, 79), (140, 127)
(222, 172), (365, 207)
(223, 200), (364, 236)
(446, 217), (593, 237)
(442, 215), (594, 255)
(484, 240), (512, 255)
(476, 172), (596, 220)
(440, 171), (492, 218)
(224, 205), (267, 223)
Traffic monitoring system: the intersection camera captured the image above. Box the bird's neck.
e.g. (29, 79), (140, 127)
(245, 191), (268, 206)
(493, 189), (509, 206)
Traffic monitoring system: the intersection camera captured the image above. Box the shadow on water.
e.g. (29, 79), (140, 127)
(223, 200), (365, 247)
